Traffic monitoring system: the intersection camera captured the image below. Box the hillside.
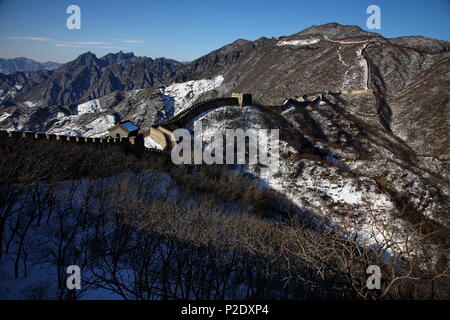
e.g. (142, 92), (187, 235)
(0, 23), (448, 299)
(0, 51), (182, 108)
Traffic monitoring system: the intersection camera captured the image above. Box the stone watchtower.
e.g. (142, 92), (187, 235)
(231, 92), (252, 107)
(108, 120), (140, 139)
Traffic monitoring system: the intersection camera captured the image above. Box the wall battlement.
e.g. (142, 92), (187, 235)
(231, 93), (252, 107)
(1, 130), (137, 144)
(0, 90), (374, 156)
(155, 96), (240, 130)
(0, 130), (168, 155)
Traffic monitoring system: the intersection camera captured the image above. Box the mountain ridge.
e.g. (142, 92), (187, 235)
(0, 51), (182, 108)
(0, 57), (61, 74)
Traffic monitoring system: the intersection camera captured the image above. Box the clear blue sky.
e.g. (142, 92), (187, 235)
(0, 0), (448, 63)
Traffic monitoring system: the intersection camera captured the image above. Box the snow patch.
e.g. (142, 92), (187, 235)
(144, 136), (164, 149)
(160, 75), (224, 116)
(277, 39), (320, 46)
(46, 98), (113, 137)
(0, 170), (178, 299)
(82, 115), (116, 137)
(76, 99), (102, 115)
(48, 114), (115, 138)
(0, 113), (11, 122)
(56, 112), (66, 119)
(281, 106), (295, 115)
(20, 101), (37, 108)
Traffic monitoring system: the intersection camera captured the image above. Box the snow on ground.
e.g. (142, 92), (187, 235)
(0, 84), (24, 101)
(144, 135), (164, 149)
(277, 39), (320, 46)
(48, 114), (116, 138)
(46, 99), (114, 137)
(76, 99), (102, 115)
(337, 45), (351, 90)
(334, 43), (370, 91)
(56, 112), (66, 119)
(248, 144), (408, 252)
(186, 104), (408, 253)
(20, 101), (37, 108)
(82, 115), (116, 137)
(160, 75), (224, 116)
(0, 112), (11, 122)
(358, 44), (370, 89)
(0, 170), (178, 299)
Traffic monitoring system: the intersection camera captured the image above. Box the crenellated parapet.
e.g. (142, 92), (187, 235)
(0, 90), (375, 157)
(231, 93), (252, 107)
(0, 129), (167, 156)
(155, 96), (241, 129)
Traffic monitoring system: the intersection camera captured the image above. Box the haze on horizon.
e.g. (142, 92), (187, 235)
(0, 0), (448, 63)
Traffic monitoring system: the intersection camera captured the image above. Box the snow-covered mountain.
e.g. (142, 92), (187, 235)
(0, 22), (448, 265)
(0, 22), (449, 301)
(0, 51), (182, 109)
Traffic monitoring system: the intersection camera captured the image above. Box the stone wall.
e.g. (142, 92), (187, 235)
(145, 127), (168, 150)
(231, 93), (252, 107)
(156, 126), (177, 149)
(156, 97), (240, 130)
(340, 89), (373, 95)
(0, 130), (169, 155)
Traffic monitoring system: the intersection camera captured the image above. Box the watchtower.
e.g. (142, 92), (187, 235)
(231, 93), (252, 107)
(108, 120), (140, 139)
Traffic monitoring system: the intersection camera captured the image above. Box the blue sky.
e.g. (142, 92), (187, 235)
(0, 0), (449, 63)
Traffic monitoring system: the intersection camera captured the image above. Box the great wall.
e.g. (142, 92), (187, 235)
(0, 128), (170, 155)
(0, 89), (374, 156)
(0, 34), (380, 156)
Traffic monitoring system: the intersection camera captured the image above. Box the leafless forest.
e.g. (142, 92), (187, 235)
(0, 137), (448, 299)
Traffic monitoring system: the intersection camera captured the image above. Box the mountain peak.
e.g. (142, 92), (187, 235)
(294, 22), (379, 39)
(72, 51), (99, 68)
(101, 51), (136, 65)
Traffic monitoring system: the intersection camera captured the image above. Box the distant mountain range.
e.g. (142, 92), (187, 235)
(0, 57), (61, 74)
(0, 51), (182, 107)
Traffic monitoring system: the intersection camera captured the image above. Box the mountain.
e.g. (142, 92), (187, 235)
(0, 22), (449, 299)
(171, 23), (449, 159)
(1, 23), (448, 162)
(0, 51), (182, 108)
(156, 24), (449, 265)
(0, 57), (60, 74)
(0, 23), (448, 216)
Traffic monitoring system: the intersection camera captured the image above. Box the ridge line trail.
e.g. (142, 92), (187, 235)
(323, 35), (376, 90)
(323, 35), (376, 45)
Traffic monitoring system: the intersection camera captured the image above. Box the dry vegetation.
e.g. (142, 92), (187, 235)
(0, 137), (448, 299)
